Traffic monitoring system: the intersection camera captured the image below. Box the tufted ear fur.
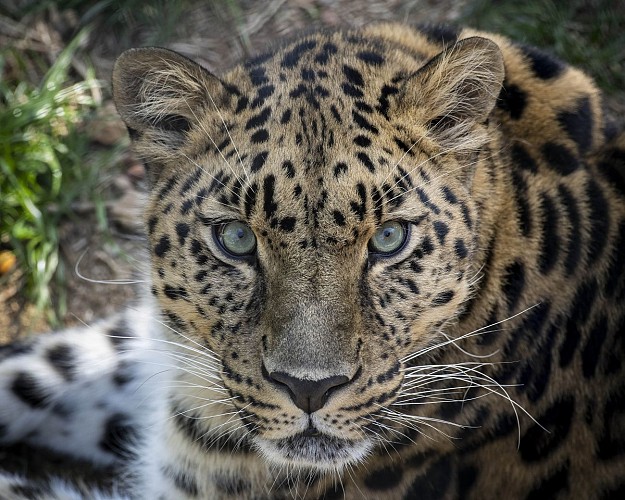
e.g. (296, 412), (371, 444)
(396, 36), (505, 152)
(112, 48), (229, 151)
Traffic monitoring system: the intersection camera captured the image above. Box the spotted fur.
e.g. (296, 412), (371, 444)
(1, 23), (625, 499)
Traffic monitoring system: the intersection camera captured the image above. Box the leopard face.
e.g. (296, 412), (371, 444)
(112, 27), (505, 470)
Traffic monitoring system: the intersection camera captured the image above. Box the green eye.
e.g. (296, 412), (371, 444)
(216, 221), (256, 257)
(368, 221), (407, 255)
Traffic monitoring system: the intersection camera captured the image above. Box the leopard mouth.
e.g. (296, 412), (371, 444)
(253, 432), (373, 470)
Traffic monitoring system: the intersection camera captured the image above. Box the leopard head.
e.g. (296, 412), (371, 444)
(112, 29), (504, 471)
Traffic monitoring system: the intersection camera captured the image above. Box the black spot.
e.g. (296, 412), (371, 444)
(432, 290), (454, 306)
(334, 162), (348, 178)
(250, 129), (269, 144)
(371, 187), (383, 222)
(333, 210), (346, 226)
(441, 186), (457, 204)
(281, 40), (318, 68)
(343, 65), (364, 87)
(342, 83), (364, 98)
(415, 187), (440, 215)
(558, 97), (593, 154)
(263, 175), (278, 219)
(314, 42), (338, 65)
(154, 235), (171, 257)
(433, 220), (449, 245)
(11, 372), (50, 408)
(403, 456), (451, 499)
(301, 67), (315, 81)
(244, 183), (258, 218)
(519, 44), (565, 80)
(46, 344), (75, 381)
(113, 361), (135, 386)
(497, 83), (527, 119)
(251, 151), (268, 173)
(157, 175), (178, 200)
(245, 106), (271, 129)
(290, 83), (307, 99)
(502, 261), (525, 313)
(352, 111), (378, 134)
(147, 215), (158, 235)
(586, 179), (610, 265)
(350, 183), (367, 221)
(357, 152), (376, 173)
(421, 235), (434, 255)
(180, 199), (192, 215)
(251, 84), (275, 108)
(164, 285), (188, 300)
(525, 461), (570, 499)
(99, 413), (139, 459)
(330, 104), (342, 123)
(559, 279), (597, 368)
(179, 168), (203, 195)
(235, 95), (249, 114)
(164, 465), (199, 497)
(377, 84), (399, 118)
(511, 143), (538, 173)
(581, 315), (608, 379)
(519, 395), (574, 461)
(354, 135), (371, 147)
(454, 238), (468, 259)
(282, 160), (295, 178)
(215, 137), (230, 153)
(542, 142), (579, 176)
(393, 137), (413, 156)
(248, 66), (268, 85)
(279, 217), (296, 232)
(357, 51), (384, 65)
(364, 465), (403, 490)
(175, 223), (190, 246)
(280, 109), (292, 124)
(538, 192), (560, 274)
(403, 278), (419, 295)
(557, 184), (582, 275)
(418, 24), (460, 45)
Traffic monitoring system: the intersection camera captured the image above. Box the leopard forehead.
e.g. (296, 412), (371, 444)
(142, 29), (490, 253)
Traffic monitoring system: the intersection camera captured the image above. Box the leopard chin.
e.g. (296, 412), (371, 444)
(253, 433), (373, 471)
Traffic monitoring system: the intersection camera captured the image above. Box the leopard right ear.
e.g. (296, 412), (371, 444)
(112, 47), (230, 149)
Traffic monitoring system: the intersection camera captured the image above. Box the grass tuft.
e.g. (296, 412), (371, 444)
(0, 28), (120, 322)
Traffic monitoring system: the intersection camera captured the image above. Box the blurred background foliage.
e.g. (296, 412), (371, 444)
(0, 0), (623, 335)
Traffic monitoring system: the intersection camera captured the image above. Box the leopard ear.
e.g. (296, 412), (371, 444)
(397, 36), (504, 151)
(112, 48), (229, 148)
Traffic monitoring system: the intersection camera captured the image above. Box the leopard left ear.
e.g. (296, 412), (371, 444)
(395, 36), (505, 151)
(112, 47), (231, 149)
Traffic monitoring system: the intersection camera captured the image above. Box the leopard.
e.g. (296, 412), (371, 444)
(1, 22), (625, 499)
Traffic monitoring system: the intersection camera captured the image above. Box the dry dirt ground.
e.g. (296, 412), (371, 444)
(0, 0), (622, 341)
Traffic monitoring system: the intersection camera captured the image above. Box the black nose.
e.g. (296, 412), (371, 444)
(268, 371), (350, 413)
